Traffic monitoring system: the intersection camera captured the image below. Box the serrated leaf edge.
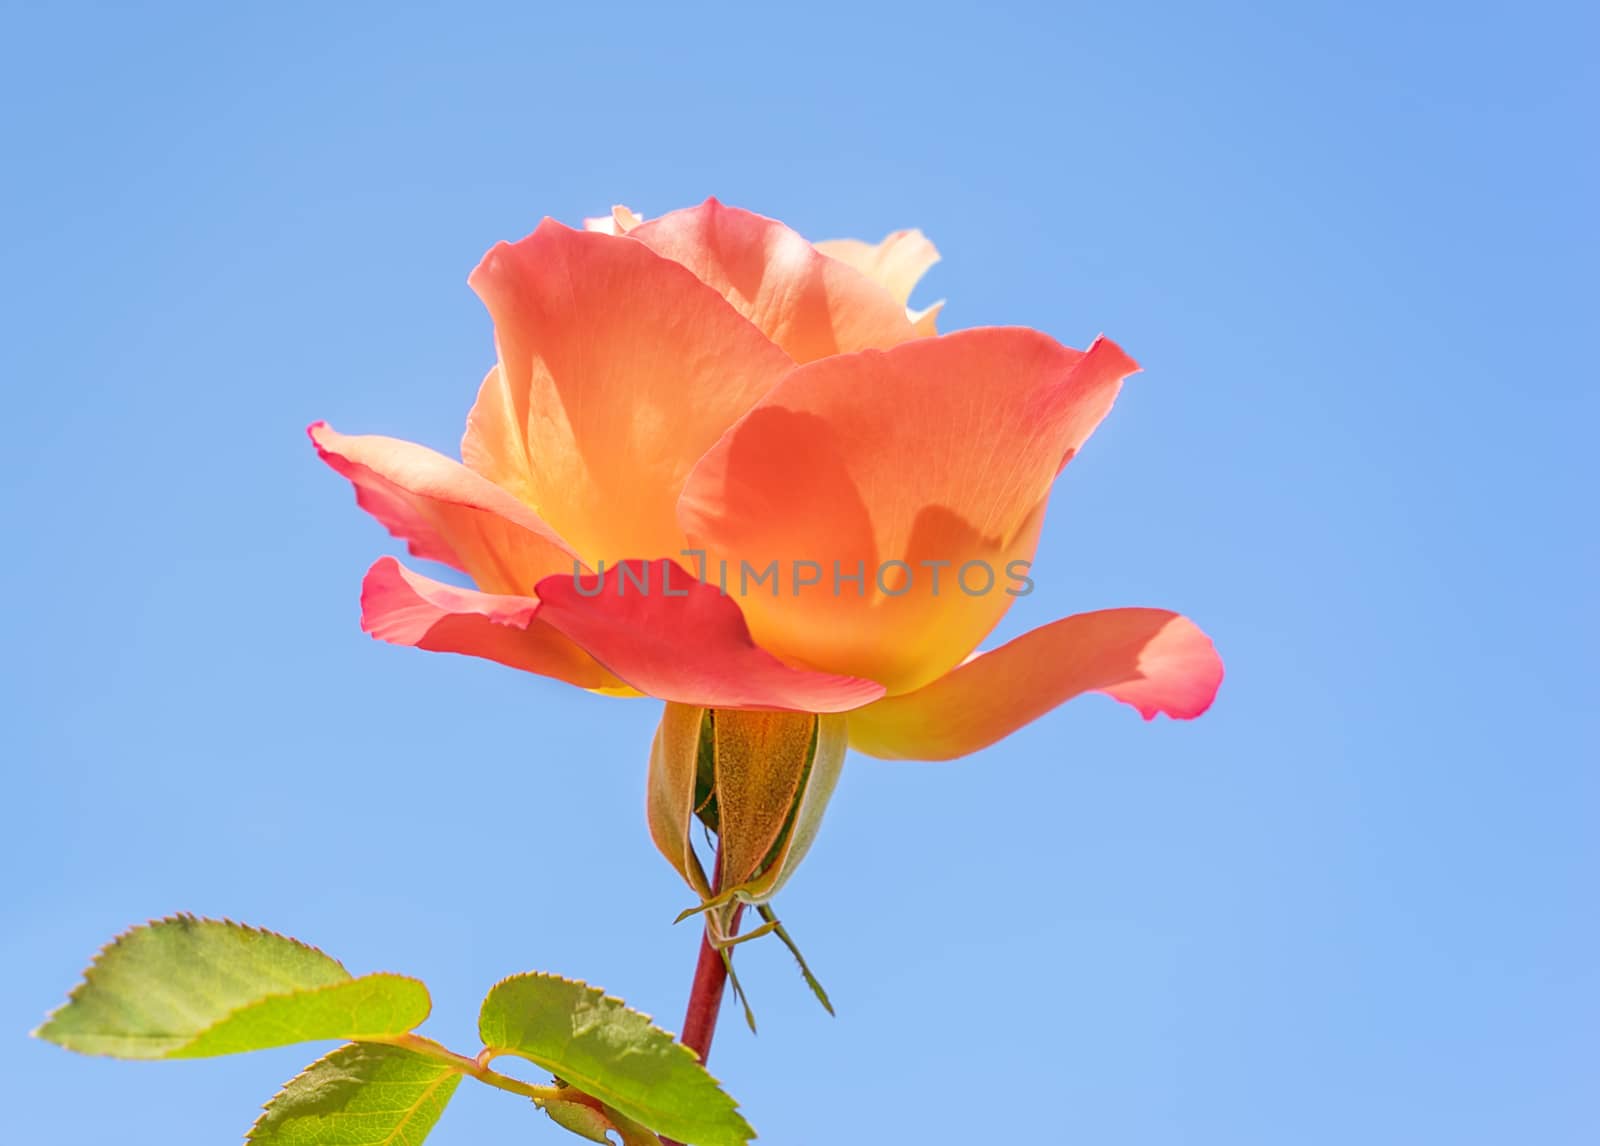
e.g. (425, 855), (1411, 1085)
(34, 915), (352, 1040)
(34, 916), (432, 1055)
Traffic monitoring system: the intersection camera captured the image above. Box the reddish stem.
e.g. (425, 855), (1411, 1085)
(661, 845), (744, 1146)
(676, 903), (745, 1064)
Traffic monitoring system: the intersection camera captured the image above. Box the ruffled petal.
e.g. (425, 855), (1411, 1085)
(531, 559), (885, 712)
(625, 198), (917, 362)
(359, 557), (627, 691)
(678, 329), (1140, 693)
(847, 608), (1223, 760)
(310, 421), (581, 596)
(814, 228), (940, 309)
(463, 220), (795, 566)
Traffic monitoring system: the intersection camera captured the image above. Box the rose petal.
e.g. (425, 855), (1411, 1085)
(678, 329), (1140, 693)
(310, 421), (580, 595)
(532, 559), (885, 712)
(463, 220), (795, 566)
(815, 228), (940, 308)
(360, 557), (626, 691)
(626, 198), (917, 362)
(847, 608), (1223, 760)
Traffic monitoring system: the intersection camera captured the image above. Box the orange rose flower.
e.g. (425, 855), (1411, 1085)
(313, 199), (1221, 904)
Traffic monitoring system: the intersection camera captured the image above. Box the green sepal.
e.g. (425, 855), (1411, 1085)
(757, 904), (834, 1016)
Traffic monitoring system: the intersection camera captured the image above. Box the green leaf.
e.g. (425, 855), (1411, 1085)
(479, 974), (753, 1146)
(35, 916), (431, 1058)
(248, 1042), (461, 1146)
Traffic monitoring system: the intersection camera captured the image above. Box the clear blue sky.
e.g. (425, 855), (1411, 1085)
(4, 2), (1595, 1143)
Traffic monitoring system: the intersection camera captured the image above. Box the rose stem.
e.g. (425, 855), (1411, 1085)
(661, 845), (745, 1146)
(678, 903), (745, 1061)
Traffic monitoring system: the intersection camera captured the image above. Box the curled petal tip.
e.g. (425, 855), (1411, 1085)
(1113, 613), (1223, 722)
(357, 557), (617, 690)
(848, 607), (1222, 761)
(1086, 334), (1141, 378)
